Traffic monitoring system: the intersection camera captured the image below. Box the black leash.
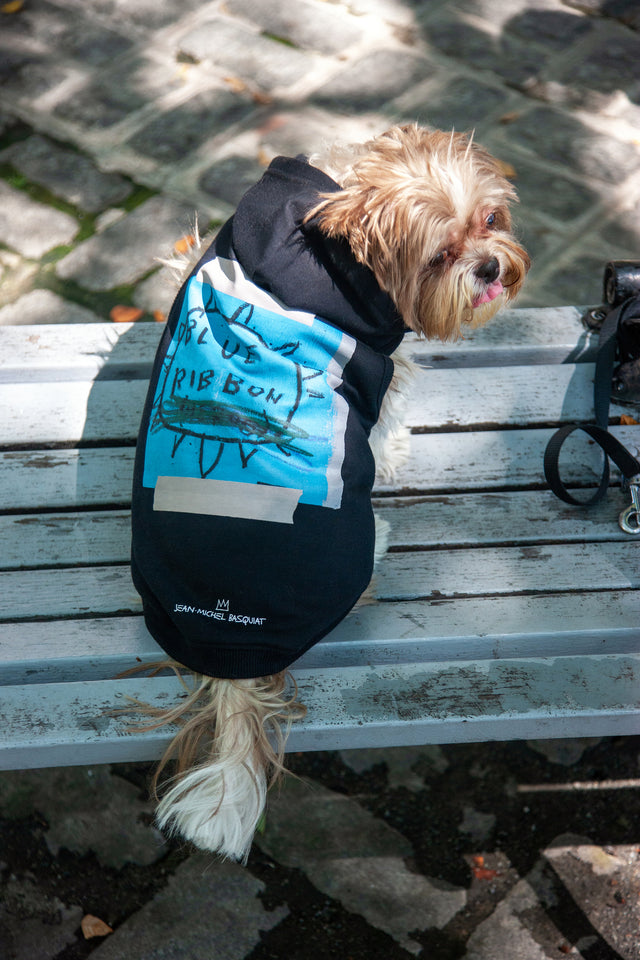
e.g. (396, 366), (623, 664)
(543, 296), (640, 532)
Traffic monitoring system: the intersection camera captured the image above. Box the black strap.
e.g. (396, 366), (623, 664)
(544, 297), (640, 506)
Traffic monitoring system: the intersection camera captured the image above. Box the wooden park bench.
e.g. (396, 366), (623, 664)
(1, 306), (639, 771)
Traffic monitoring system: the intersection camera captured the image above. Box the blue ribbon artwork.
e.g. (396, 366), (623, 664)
(143, 257), (355, 521)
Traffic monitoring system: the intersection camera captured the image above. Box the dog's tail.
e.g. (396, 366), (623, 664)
(145, 668), (305, 862)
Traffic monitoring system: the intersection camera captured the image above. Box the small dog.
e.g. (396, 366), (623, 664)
(130, 124), (529, 862)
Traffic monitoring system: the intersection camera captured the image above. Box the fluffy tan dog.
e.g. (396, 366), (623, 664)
(131, 124), (529, 863)
(310, 125), (527, 341)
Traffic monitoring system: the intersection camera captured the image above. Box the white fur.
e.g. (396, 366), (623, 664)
(156, 755), (266, 863)
(371, 343), (417, 483)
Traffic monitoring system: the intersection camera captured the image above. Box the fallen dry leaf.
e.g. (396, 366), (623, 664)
(81, 914), (113, 939)
(620, 413), (639, 426)
(1, 0), (25, 12)
(499, 110), (521, 125)
(252, 89), (274, 106)
(224, 75), (247, 93)
(473, 866), (499, 880)
(471, 854), (485, 867)
(110, 304), (144, 323)
(495, 158), (518, 179)
(174, 233), (196, 255)
(153, 310), (166, 323)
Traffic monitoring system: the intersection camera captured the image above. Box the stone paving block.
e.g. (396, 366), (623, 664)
(0, 876), (83, 960)
(53, 75), (148, 130)
(56, 195), (198, 290)
(127, 86), (257, 164)
(545, 833), (640, 960)
(0, 767), (166, 869)
(477, 143), (603, 223)
(0, 0), (70, 51)
(602, 193), (640, 250)
(340, 744), (449, 788)
(178, 16), (319, 91)
(0, 181), (78, 259)
(535, 249), (628, 309)
(548, 23), (640, 101)
(195, 109), (390, 205)
(57, 0), (206, 30)
(0, 50), (71, 103)
(257, 776), (466, 954)
(4, 0), (134, 70)
(421, 16), (549, 89)
(458, 806), (497, 846)
(393, 75), (511, 133)
(0, 135), (132, 212)
(199, 154), (268, 207)
(225, 0), (366, 54)
(462, 870), (579, 959)
(526, 738), (603, 766)
(506, 6), (594, 49)
(251, 108), (386, 160)
(0, 250), (39, 310)
(313, 49), (436, 112)
(506, 106), (640, 185)
(563, 0), (640, 30)
(0, 289), (102, 325)
(89, 854), (288, 960)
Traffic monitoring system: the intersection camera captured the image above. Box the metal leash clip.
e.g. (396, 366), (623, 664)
(619, 474), (640, 534)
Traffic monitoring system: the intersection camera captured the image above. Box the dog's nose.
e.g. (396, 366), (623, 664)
(475, 257), (500, 284)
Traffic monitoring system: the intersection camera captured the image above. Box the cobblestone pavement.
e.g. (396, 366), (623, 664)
(1, 0), (639, 958)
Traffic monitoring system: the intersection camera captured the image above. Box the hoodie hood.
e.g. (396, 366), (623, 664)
(231, 155), (406, 355)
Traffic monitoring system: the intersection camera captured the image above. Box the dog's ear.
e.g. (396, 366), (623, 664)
(306, 188), (371, 252)
(307, 187), (405, 290)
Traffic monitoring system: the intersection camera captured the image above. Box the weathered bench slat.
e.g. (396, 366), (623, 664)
(403, 363), (604, 428)
(1, 511), (131, 569)
(2, 540), (639, 620)
(0, 309), (590, 383)
(0, 364), (620, 446)
(1, 490), (630, 570)
(0, 448), (134, 512)
(375, 425), (639, 495)
(1, 380), (148, 445)
(377, 541), (640, 599)
(1, 652), (638, 770)
(2, 591), (638, 685)
(375, 490), (631, 547)
(3, 426), (638, 512)
(1, 565), (140, 619)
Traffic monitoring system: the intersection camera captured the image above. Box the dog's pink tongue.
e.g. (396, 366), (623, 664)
(473, 279), (504, 308)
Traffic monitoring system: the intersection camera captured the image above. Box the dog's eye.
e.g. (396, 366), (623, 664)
(486, 213), (496, 227)
(430, 250), (448, 267)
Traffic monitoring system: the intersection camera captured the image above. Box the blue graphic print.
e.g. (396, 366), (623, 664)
(143, 264), (354, 509)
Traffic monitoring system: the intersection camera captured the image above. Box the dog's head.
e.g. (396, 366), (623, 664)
(308, 124), (530, 341)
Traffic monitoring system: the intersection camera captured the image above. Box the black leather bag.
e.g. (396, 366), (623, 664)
(544, 261), (640, 534)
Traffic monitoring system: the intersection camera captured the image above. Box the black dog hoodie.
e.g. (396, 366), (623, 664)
(131, 156), (405, 679)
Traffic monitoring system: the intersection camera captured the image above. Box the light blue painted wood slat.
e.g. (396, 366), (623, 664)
(2, 590), (639, 685)
(5, 363), (635, 445)
(2, 491), (633, 570)
(1, 654), (639, 769)
(375, 541), (640, 600)
(2, 541), (639, 621)
(3, 426), (639, 512)
(0, 308), (590, 383)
